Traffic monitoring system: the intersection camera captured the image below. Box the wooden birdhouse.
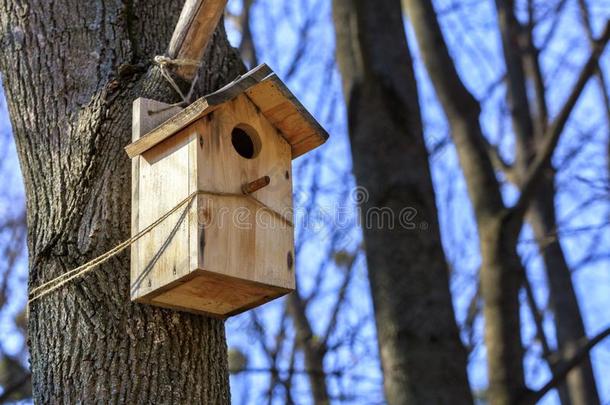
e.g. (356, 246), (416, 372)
(125, 64), (328, 318)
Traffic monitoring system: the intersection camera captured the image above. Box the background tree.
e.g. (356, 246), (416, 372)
(404, 0), (609, 403)
(492, 1), (601, 403)
(332, 0), (473, 403)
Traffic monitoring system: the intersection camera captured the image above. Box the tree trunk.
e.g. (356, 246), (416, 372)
(286, 293), (329, 405)
(404, 1), (527, 403)
(333, 1), (473, 403)
(494, 2), (600, 402)
(478, 217), (526, 405)
(528, 174), (600, 405)
(0, 1), (243, 402)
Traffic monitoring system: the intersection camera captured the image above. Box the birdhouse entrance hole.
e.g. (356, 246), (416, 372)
(126, 64), (329, 318)
(231, 124), (260, 159)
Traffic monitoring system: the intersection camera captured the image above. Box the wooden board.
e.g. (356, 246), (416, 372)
(196, 193), (295, 291)
(131, 122), (199, 300)
(125, 64), (328, 159)
(167, 0), (228, 80)
(194, 93), (294, 222)
(150, 270), (291, 318)
(132, 98), (185, 137)
(131, 98), (186, 300)
(245, 74), (328, 158)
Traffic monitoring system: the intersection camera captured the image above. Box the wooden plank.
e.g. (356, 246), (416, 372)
(196, 193), (295, 292)
(167, 0), (228, 80)
(131, 98), (185, 301)
(245, 74), (329, 158)
(188, 120), (199, 289)
(126, 97), (211, 158)
(196, 93), (294, 222)
(136, 270), (291, 318)
(125, 64), (329, 159)
(130, 124), (198, 301)
(205, 63), (273, 105)
(132, 98), (185, 138)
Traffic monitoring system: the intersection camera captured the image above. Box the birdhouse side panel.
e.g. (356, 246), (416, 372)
(131, 98), (186, 302)
(130, 126), (199, 301)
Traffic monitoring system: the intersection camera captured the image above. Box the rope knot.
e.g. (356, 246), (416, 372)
(153, 55), (202, 106)
(153, 55), (202, 68)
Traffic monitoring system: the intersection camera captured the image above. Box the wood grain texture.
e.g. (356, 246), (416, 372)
(126, 97), (215, 158)
(130, 95), (295, 316)
(245, 74), (329, 158)
(196, 193), (294, 290)
(196, 93), (294, 222)
(125, 64), (329, 159)
(147, 269), (292, 318)
(131, 98), (185, 308)
(132, 190), (295, 317)
(133, 98), (185, 139)
(168, 0), (229, 80)
(131, 124), (198, 300)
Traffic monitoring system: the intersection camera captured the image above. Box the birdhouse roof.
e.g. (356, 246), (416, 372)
(125, 64), (329, 159)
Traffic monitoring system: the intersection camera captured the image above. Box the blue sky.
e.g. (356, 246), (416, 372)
(224, 0), (610, 403)
(1, 0), (610, 404)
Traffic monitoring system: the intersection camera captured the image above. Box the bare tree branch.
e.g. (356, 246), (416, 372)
(494, 0), (536, 170)
(520, 326), (610, 404)
(510, 20), (610, 221)
(287, 290), (329, 405)
(321, 252), (357, 348)
(405, 0), (505, 218)
(577, 0), (610, 176)
(523, 0), (550, 134)
(237, 0), (258, 68)
(482, 136), (516, 182)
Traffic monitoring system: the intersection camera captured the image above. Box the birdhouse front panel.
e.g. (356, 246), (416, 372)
(127, 64), (328, 318)
(195, 93), (294, 222)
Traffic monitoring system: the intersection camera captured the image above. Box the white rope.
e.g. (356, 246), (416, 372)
(26, 180), (282, 306)
(153, 55), (201, 108)
(28, 191), (198, 305)
(29, 56), (207, 300)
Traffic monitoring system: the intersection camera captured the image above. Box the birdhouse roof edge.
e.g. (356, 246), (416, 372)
(125, 64), (329, 159)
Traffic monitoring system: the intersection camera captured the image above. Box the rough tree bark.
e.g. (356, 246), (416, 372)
(333, 0), (474, 403)
(0, 1), (243, 402)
